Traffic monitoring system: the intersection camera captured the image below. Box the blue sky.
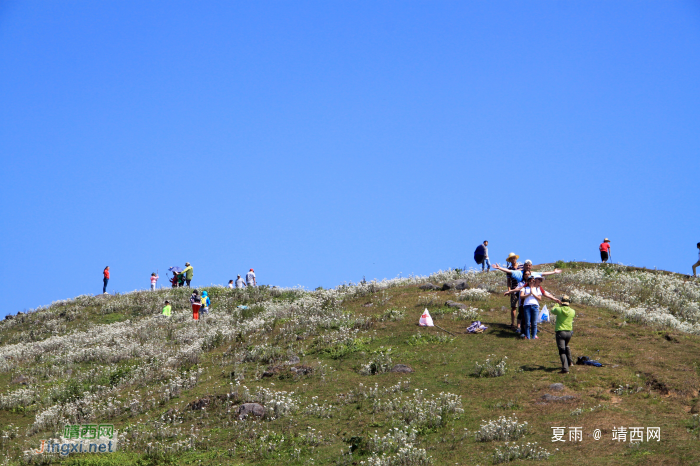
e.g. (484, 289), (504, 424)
(1, 1), (699, 316)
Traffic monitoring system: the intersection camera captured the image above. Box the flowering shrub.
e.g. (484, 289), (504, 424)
(366, 427), (418, 454)
(559, 265), (700, 334)
(476, 415), (528, 441)
(373, 389), (463, 429)
(473, 355), (508, 378)
(360, 444), (432, 466)
(0, 387), (38, 410)
(405, 332), (453, 346)
(304, 397), (338, 418)
(359, 348), (394, 375)
(456, 289), (489, 301)
(452, 307), (480, 321)
(378, 308), (406, 322)
(493, 442), (551, 463)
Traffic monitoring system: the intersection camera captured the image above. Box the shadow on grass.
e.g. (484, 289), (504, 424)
(519, 364), (560, 373)
(484, 322), (519, 339)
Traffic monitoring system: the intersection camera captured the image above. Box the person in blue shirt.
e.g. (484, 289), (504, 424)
(201, 290), (211, 315)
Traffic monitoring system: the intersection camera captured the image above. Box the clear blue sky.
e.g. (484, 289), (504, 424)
(2, 1), (699, 316)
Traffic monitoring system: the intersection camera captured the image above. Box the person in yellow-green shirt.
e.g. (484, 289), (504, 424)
(178, 263), (194, 287)
(162, 300), (172, 317)
(550, 296), (576, 374)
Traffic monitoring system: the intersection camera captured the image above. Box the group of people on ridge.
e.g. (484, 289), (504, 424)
(227, 269), (256, 289)
(493, 253), (576, 374)
(477, 249), (576, 374)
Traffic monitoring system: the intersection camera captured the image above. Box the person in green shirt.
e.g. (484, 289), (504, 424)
(178, 263), (194, 287)
(162, 300), (172, 317)
(550, 295), (576, 374)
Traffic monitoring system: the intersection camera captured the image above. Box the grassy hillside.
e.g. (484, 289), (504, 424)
(1, 263), (699, 466)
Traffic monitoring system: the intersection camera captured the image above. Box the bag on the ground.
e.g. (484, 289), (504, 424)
(576, 356), (603, 367)
(474, 245), (485, 265)
(537, 305), (549, 323)
(466, 321), (488, 334)
(419, 308), (434, 327)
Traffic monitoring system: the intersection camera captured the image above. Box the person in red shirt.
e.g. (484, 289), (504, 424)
(103, 266), (110, 294)
(599, 239), (611, 263)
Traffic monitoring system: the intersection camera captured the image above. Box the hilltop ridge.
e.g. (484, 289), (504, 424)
(1, 262), (699, 465)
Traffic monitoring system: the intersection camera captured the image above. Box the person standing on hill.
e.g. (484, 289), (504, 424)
(475, 241), (490, 272)
(550, 295), (576, 374)
(246, 268), (256, 287)
(179, 262), (194, 287)
(227, 280), (234, 289)
(500, 253), (522, 329)
(103, 266), (110, 294)
(236, 274), (247, 289)
(150, 273), (159, 291)
(693, 243), (700, 277)
(599, 238), (611, 263)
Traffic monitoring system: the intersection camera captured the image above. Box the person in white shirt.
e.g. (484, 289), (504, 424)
(235, 275), (246, 289)
(246, 269), (256, 287)
(519, 275), (560, 340)
(227, 280), (234, 289)
(693, 242), (700, 277)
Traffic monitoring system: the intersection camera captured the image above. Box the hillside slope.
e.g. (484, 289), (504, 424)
(1, 263), (699, 465)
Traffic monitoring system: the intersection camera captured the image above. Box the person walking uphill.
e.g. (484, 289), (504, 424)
(550, 295), (576, 374)
(235, 275), (246, 289)
(103, 266), (110, 294)
(200, 290), (210, 315)
(693, 242), (700, 278)
(600, 238), (611, 263)
(190, 290), (201, 320)
(179, 263), (193, 287)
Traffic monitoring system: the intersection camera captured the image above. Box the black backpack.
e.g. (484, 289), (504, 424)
(474, 244), (485, 265)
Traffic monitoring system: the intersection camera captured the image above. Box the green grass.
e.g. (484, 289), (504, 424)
(1, 264), (699, 465)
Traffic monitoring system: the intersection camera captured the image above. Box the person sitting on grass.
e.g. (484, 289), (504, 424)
(550, 295), (576, 374)
(162, 300), (172, 317)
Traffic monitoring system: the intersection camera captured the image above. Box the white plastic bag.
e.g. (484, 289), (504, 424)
(537, 305), (549, 323)
(419, 308), (434, 327)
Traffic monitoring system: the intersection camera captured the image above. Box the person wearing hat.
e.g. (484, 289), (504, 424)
(246, 268), (256, 287)
(179, 262), (194, 287)
(501, 253), (522, 329)
(235, 274), (247, 289)
(493, 255), (561, 330)
(599, 239), (611, 263)
(550, 295), (576, 374)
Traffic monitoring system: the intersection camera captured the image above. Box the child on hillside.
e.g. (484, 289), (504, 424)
(227, 280), (234, 289)
(162, 300), (172, 317)
(201, 290), (211, 315)
(170, 274), (179, 288)
(190, 290), (201, 321)
(150, 273), (159, 291)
